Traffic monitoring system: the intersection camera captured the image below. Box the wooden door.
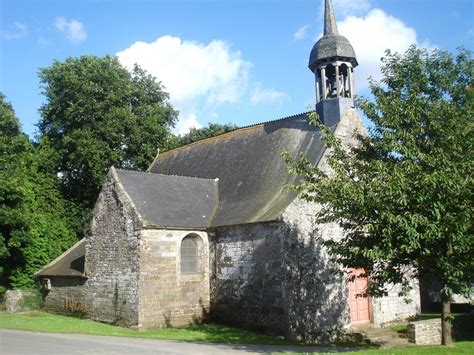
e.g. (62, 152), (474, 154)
(348, 268), (370, 325)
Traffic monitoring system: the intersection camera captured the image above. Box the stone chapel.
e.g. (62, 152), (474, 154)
(36, 0), (420, 341)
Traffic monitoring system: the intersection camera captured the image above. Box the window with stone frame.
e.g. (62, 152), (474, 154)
(180, 235), (199, 274)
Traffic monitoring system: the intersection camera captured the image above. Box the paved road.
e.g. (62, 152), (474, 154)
(0, 329), (354, 354)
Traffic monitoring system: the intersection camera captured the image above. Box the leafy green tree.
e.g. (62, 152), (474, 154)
(0, 93), (76, 290)
(285, 46), (473, 345)
(38, 56), (178, 212)
(169, 122), (238, 149)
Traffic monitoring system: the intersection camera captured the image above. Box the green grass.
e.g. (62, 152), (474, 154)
(0, 311), (293, 345)
(1, 310), (472, 353)
(357, 342), (474, 354)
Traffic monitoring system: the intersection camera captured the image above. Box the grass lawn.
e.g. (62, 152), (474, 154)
(357, 341), (474, 354)
(0, 310), (293, 345)
(1, 310), (472, 353)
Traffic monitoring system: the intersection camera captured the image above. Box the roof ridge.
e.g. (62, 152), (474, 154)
(238, 110), (314, 130)
(116, 168), (219, 182)
(154, 111), (314, 160)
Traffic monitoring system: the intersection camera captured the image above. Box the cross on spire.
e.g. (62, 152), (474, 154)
(324, 0), (339, 36)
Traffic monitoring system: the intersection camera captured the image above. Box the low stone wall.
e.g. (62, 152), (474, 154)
(4, 290), (34, 312)
(407, 319), (441, 345)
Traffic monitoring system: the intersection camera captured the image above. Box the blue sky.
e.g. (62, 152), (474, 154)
(1, 0), (473, 138)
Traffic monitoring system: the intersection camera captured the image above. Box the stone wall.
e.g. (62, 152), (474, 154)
(42, 277), (86, 314)
(210, 222), (287, 335)
(371, 281), (421, 325)
(84, 171), (142, 327)
(407, 319), (442, 345)
(4, 289), (35, 312)
(138, 229), (209, 329)
(281, 198), (351, 341)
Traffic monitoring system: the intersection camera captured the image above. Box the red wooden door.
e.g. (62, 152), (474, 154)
(348, 268), (371, 325)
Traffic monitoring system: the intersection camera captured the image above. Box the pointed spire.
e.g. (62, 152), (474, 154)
(324, 0), (339, 36)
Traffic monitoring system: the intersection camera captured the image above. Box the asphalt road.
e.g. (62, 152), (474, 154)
(0, 329), (354, 354)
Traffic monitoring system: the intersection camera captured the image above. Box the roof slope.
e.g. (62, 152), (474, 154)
(148, 112), (325, 227)
(115, 169), (219, 229)
(35, 239), (85, 277)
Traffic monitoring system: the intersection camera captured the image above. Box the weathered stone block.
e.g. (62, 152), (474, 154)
(4, 290), (34, 312)
(407, 319), (442, 345)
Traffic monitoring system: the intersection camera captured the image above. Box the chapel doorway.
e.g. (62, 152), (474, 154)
(348, 268), (371, 325)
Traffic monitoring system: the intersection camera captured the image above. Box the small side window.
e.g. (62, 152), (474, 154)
(180, 235), (199, 274)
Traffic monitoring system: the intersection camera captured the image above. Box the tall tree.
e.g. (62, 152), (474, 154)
(284, 46), (473, 345)
(169, 122), (238, 149)
(0, 94), (76, 290)
(38, 56), (178, 212)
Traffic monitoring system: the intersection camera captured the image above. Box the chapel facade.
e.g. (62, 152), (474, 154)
(36, 0), (420, 341)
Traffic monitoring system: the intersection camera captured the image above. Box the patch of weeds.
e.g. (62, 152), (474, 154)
(64, 297), (86, 318)
(19, 288), (43, 311)
(391, 324), (408, 334)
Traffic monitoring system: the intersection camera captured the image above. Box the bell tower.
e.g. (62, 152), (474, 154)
(309, 0), (358, 126)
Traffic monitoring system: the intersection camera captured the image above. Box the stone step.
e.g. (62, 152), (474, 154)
(349, 325), (411, 349)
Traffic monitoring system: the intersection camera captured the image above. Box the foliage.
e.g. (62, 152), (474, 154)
(284, 46), (473, 342)
(0, 93), (76, 290)
(169, 122), (238, 149)
(19, 288), (44, 311)
(37, 56), (178, 211)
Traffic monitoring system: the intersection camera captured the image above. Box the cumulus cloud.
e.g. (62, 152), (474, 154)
(313, 1), (432, 90)
(293, 25), (310, 40)
(174, 114), (203, 135)
(250, 83), (288, 104)
(55, 17), (87, 43)
(1, 22), (27, 40)
(338, 9), (426, 89)
(117, 35), (253, 133)
(332, 0), (372, 17)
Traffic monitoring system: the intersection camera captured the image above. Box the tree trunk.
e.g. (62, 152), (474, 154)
(441, 297), (453, 346)
(441, 240), (454, 346)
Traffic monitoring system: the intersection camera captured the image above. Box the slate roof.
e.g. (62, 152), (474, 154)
(115, 169), (219, 229)
(147, 112), (326, 227)
(35, 239), (85, 277)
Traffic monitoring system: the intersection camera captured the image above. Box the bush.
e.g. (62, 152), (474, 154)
(19, 288), (43, 311)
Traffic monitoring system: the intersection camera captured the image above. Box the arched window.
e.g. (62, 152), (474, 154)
(180, 235), (199, 274)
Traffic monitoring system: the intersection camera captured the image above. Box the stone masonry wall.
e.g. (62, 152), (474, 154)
(281, 198), (351, 341)
(210, 222), (287, 335)
(371, 281), (421, 325)
(84, 171), (142, 327)
(138, 229), (209, 329)
(407, 319), (442, 345)
(42, 277), (86, 314)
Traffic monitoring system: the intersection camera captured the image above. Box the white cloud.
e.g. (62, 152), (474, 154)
(250, 83), (288, 104)
(293, 25), (310, 40)
(174, 114), (203, 135)
(118, 36), (251, 104)
(1, 22), (27, 40)
(338, 9), (428, 90)
(332, 0), (372, 17)
(117, 35), (253, 134)
(55, 17), (87, 43)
